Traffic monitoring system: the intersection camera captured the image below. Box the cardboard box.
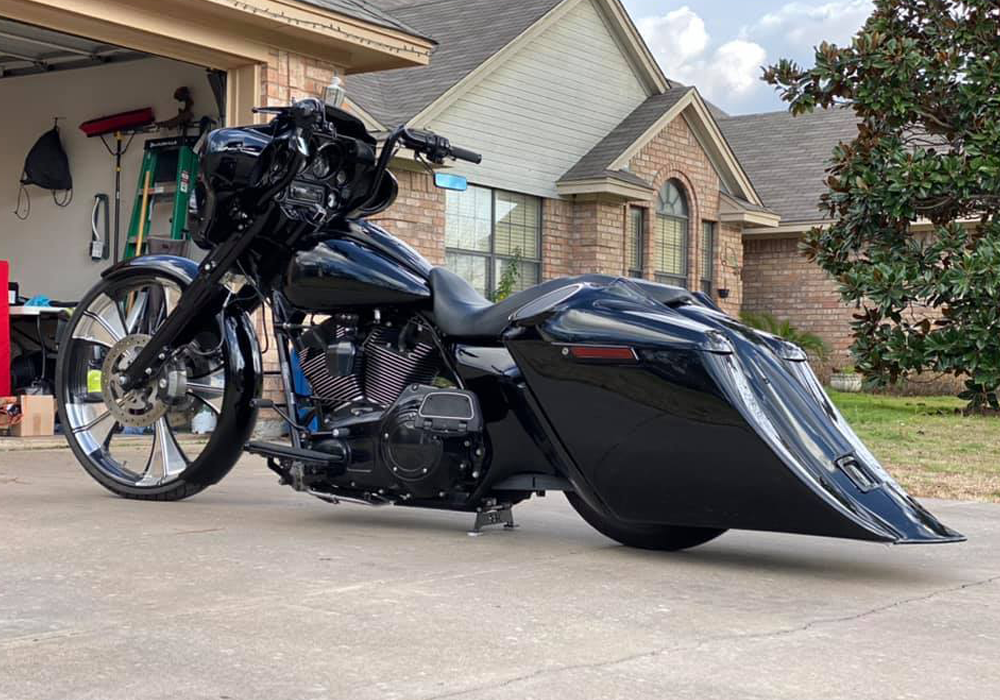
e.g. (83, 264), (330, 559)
(0, 395), (55, 437)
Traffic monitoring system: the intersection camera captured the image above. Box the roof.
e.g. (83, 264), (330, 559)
(347, 0), (565, 126)
(719, 107), (859, 223)
(300, 0), (429, 39)
(559, 86), (691, 182)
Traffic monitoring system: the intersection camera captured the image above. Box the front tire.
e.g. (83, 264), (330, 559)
(566, 493), (726, 551)
(56, 271), (259, 501)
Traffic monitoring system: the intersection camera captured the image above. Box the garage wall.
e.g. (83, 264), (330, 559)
(0, 57), (218, 300)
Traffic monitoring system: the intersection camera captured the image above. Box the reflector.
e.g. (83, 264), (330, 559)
(567, 345), (637, 361)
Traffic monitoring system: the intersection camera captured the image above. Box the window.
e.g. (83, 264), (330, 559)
(445, 185), (541, 296)
(626, 207), (645, 278)
(701, 221), (716, 295)
(653, 180), (689, 287)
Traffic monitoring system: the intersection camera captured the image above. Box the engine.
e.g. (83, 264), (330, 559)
(294, 314), (488, 501)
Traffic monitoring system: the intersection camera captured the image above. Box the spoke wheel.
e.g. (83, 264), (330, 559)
(56, 272), (246, 500)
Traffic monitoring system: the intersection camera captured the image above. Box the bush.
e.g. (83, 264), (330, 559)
(740, 311), (831, 361)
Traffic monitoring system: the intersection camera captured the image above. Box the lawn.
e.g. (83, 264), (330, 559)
(829, 391), (1000, 503)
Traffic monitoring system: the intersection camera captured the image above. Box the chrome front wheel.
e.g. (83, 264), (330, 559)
(56, 272), (239, 500)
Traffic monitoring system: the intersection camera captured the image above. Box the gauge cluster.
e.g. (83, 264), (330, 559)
(282, 133), (376, 220)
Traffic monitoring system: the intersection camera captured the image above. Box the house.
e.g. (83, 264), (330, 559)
(720, 107), (863, 370)
(339, 0), (879, 372)
(345, 0), (781, 320)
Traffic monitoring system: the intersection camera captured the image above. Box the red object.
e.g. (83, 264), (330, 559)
(79, 107), (155, 137)
(568, 345), (637, 362)
(0, 261), (9, 396)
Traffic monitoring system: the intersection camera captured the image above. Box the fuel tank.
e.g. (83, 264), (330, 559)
(503, 277), (963, 545)
(282, 223), (431, 310)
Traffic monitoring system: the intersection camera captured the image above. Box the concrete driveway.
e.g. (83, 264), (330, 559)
(1, 450), (998, 700)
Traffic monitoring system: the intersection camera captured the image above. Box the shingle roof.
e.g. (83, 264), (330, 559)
(347, 0), (565, 126)
(301, 0), (429, 38)
(718, 107), (859, 223)
(559, 86), (691, 183)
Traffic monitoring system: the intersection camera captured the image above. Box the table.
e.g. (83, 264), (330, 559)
(8, 306), (71, 393)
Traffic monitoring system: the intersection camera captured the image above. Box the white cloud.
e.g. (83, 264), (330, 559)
(750, 1), (874, 47)
(634, 0), (874, 112)
(636, 7), (709, 68)
(637, 7), (767, 107)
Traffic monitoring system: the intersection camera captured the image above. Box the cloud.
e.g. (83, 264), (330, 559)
(636, 7), (709, 68)
(749, 1), (874, 48)
(634, 1), (874, 113)
(638, 6), (767, 106)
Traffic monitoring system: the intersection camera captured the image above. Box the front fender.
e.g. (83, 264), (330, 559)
(101, 254), (202, 286)
(505, 278), (962, 545)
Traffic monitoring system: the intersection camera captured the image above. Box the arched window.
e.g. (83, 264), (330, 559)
(653, 179), (689, 288)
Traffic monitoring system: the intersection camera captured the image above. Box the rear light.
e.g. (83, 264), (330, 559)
(564, 345), (638, 362)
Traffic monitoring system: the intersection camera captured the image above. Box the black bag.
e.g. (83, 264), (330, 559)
(22, 127), (72, 191)
(15, 126), (73, 220)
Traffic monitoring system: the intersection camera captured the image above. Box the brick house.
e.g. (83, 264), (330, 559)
(344, 0), (780, 320)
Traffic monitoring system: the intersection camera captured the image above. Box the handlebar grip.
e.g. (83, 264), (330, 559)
(450, 145), (482, 164)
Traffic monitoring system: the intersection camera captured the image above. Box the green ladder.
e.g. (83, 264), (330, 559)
(124, 136), (199, 259)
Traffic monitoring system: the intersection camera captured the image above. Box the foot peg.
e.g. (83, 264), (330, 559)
(468, 503), (517, 536)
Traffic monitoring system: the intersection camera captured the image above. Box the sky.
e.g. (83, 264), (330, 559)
(621, 0), (874, 115)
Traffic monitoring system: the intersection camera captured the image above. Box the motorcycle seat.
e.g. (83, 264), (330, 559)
(428, 267), (694, 339)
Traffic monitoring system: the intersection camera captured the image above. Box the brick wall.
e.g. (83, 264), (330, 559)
(542, 197), (574, 279)
(742, 235), (855, 372)
(369, 168), (447, 266)
(262, 50), (340, 107)
(567, 197), (627, 276)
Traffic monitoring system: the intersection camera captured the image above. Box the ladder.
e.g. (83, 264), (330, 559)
(124, 136), (199, 259)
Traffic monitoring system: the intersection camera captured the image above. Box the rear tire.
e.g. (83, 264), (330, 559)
(566, 492), (726, 551)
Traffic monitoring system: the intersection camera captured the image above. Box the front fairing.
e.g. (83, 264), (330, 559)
(504, 279), (962, 544)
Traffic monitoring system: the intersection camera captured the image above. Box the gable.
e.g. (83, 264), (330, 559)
(424, 0), (652, 199)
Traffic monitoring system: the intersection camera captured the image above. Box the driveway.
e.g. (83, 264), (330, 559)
(1, 450), (998, 700)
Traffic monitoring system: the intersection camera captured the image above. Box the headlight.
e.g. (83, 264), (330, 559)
(310, 144), (341, 180)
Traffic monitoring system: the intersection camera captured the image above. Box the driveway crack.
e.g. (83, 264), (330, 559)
(417, 573), (1000, 700)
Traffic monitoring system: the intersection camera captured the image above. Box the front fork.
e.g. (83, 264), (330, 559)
(118, 209), (285, 391)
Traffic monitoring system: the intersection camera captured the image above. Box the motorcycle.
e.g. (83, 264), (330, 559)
(55, 97), (964, 550)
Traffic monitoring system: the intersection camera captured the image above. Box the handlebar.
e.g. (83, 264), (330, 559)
(249, 99), (482, 216)
(399, 128), (482, 165)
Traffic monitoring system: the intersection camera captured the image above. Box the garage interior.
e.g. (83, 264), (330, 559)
(0, 18), (227, 431)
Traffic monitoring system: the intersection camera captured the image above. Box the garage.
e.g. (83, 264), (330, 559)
(0, 0), (432, 435)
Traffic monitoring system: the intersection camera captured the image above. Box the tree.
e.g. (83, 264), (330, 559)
(762, 0), (1000, 410)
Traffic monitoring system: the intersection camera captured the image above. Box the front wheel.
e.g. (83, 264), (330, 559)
(566, 493), (726, 551)
(56, 271), (259, 501)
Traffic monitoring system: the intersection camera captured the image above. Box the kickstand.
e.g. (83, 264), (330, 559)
(468, 503), (518, 537)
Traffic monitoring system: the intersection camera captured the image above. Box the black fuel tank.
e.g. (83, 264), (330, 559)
(283, 238), (431, 310)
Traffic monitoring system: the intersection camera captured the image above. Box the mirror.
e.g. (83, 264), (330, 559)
(434, 173), (468, 191)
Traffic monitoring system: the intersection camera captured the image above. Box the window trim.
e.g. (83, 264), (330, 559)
(626, 206), (646, 278)
(701, 220), (716, 296)
(653, 179), (690, 288)
(445, 184), (543, 295)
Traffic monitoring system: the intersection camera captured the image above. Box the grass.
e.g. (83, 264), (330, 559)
(829, 391), (1000, 503)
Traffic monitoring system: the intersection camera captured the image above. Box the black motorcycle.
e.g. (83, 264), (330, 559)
(56, 98), (964, 550)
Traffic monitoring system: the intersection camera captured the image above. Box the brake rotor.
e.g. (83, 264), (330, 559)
(100, 334), (170, 428)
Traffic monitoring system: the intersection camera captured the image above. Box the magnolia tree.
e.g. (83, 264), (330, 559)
(763, 0), (1000, 409)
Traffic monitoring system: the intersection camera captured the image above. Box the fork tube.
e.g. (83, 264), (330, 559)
(271, 298), (303, 449)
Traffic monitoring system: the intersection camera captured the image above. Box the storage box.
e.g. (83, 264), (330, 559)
(0, 394), (55, 437)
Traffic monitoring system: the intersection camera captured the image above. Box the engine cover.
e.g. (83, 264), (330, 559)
(378, 384), (486, 499)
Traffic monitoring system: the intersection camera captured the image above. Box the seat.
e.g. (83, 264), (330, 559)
(428, 267), (695, 339)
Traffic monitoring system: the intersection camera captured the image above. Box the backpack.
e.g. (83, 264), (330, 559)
(15, 125), (73, 220)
